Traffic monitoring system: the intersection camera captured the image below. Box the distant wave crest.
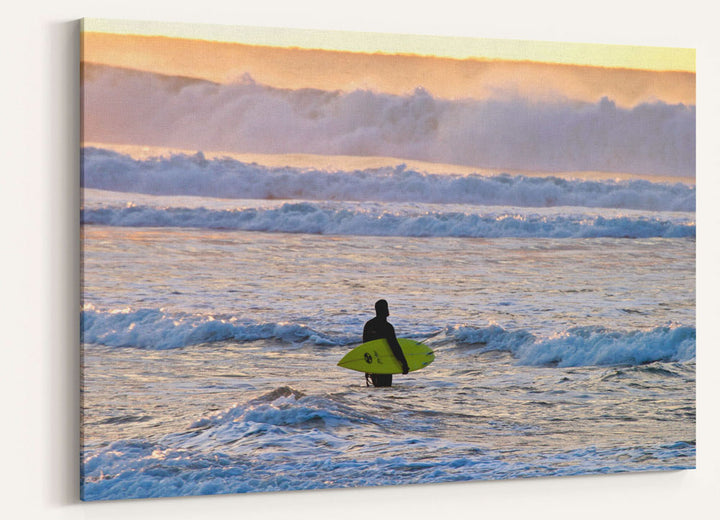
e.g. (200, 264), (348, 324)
(82, 65), (695, 177)
(82, 147), (695, 212)
(82, 201), (695, 239)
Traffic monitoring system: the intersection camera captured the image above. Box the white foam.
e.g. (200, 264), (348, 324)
(82, 147), (696, 212)
(82, 201), (695, 239)
(83, 66), (695, 178)
(81, 306), (696, 367)
(81, 307), (342, 349)
(446, 324), (696, 366)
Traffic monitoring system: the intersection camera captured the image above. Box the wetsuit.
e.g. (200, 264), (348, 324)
(363, 314), (409, 387)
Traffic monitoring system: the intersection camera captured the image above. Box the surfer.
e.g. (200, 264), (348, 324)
(363, 299), (409, 387)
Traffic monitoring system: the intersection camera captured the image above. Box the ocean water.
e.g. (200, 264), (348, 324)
(80, 146), (696, 501)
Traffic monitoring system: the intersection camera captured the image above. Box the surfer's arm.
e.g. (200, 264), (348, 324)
(363, 320), (375, 343)
(386, 324), (409, 374)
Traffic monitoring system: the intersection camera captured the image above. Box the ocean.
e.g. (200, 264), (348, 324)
(80, 145), (695, 501)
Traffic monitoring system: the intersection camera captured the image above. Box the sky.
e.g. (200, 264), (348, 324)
(81, 18), (696, 178)
(81, 18), (695, 71)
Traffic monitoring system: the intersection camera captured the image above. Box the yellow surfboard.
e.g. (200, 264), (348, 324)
(338, 338), (435, 374)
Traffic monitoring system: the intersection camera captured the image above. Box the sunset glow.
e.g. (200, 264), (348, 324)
(82, 18), (695, 72)
(80, 18), (697, 501)
(81, 18), (696, 178)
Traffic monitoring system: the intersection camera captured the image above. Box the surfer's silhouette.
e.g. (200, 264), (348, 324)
(363, 299), (409, 387)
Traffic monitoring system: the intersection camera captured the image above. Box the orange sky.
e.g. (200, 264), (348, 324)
(82, 32), (695, 108)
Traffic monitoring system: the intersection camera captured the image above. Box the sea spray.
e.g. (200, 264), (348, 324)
(83, 66), (695, 177)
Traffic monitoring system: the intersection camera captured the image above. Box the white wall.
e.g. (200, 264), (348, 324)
(2, 1), (717, 518)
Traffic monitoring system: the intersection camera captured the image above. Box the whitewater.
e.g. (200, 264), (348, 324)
(83, 147), (695, 211)
(80, 146), (695, 500)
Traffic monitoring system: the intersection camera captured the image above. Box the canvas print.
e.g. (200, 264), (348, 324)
(80, 18), (696, 501)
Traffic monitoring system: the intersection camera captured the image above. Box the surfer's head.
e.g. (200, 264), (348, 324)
(375, 299), (389, 318)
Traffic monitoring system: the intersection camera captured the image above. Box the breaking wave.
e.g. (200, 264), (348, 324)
(81, 306), (345, 349)
(444, 324), (696, 367)
(81, 306), (695, 367)
(82, 201), (695, 239)
(82, 65), (695, 177)
(81, 383), (696, 500)
(82, 147), (695, 211)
